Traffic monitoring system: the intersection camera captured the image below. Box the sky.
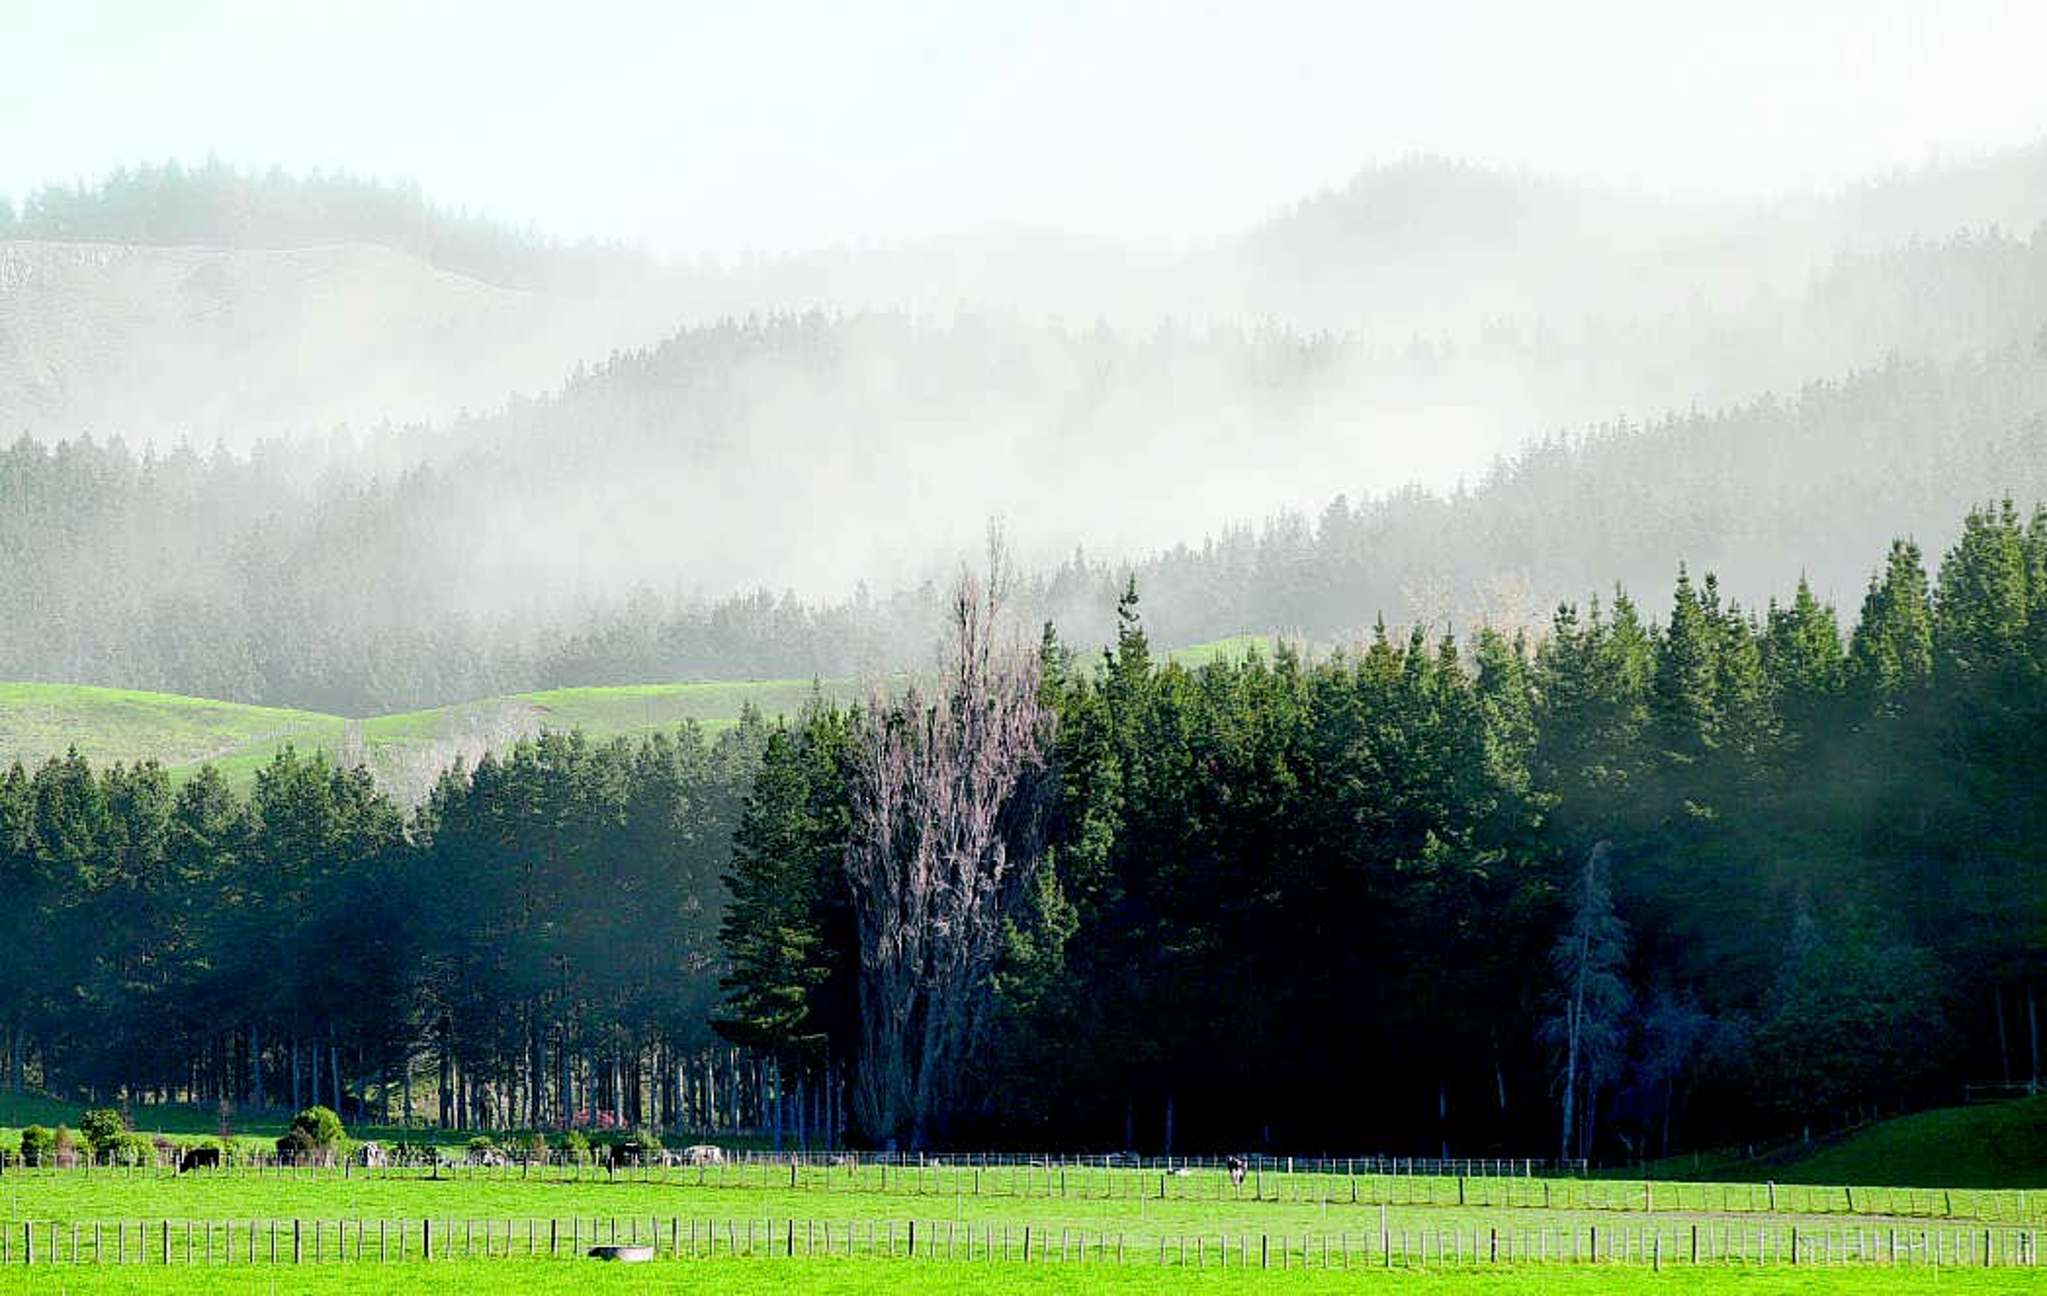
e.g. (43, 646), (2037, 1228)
(5, 0), (2047, 257)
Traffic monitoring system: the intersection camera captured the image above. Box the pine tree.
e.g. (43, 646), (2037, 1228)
(1847, 540), (1935, 707)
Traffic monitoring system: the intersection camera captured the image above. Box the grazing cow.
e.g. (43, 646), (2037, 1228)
(683, 1144), (726, 1167)
(1226, 1155), (1248, 1188)
(356, 1142), (388, 1169)
(608, 1141), (645, 1168)
(178, 1146), (222, 1174)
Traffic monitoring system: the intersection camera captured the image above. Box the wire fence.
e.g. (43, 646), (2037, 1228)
(5, 1158), (2043, 1223)
(0, 1215), (2039, 1270)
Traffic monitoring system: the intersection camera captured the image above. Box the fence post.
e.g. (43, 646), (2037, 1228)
(423, 1219), (432, 1261)
(1261, 1235), (1269, 1268)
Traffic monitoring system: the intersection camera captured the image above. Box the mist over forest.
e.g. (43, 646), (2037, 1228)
(3, 8), (2046, 1171)
(6, 152), (2047, 712)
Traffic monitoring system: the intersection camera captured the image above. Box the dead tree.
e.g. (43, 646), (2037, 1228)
(846, 531), (1050, 1149)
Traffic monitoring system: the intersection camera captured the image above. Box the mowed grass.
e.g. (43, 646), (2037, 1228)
(0, 1257), (2039, 1295)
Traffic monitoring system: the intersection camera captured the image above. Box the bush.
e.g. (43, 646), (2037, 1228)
(465, 1135), (496, 1153)
(522, 1131), (548, 1161)
(288, 1105), (345, 1149)
(109, 1132), (157, 1167)
(51, 1125), (78, 1167)
(19, 1124), (53, 1166)
(275, 1127), (317, 1162)
(633, 1127), (663, 1151)
(79, 1106), (128, 1159)
(559, 1128), (589, 1162)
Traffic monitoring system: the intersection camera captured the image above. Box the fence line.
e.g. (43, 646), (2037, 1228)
(0, 1149), (1586, 1176)
(4, 1158), (2039, 1224)
(0, 1215), (2038, 1269)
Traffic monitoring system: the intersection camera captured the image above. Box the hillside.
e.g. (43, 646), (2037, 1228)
(0, 637), (1267, 799)
(0, 677), (837, 803)
(1772, 1097), (2047, 1190)
(0, 238), (682, 446)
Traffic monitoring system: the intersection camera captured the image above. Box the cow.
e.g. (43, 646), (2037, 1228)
(1226, 1155), (1248, 1188)
(356, 1142), (388, 1169)
(608, 1141), (645, 1169)
(178, 1146), (222, 1174)
(682, 1144), (726, 1167)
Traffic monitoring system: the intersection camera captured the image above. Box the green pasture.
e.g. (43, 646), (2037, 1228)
(0, 1256), (2037, 1295)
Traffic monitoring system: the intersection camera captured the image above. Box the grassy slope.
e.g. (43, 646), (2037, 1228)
(0, 637), (1260, 791)
(1774, 1095), (2047, 1189)
(0, 683), (342, 777)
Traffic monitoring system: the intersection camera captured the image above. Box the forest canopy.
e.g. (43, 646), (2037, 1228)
(3, 501), (2040, 1156)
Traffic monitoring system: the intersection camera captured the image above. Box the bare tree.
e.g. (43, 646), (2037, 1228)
(1542, 841), (1631, 1162)
(846, 529), (1050, 1148)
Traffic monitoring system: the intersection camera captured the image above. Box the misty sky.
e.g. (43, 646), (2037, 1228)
(7, 0), (2046, 256)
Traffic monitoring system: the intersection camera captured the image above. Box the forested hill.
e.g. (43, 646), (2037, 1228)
(1, 161), (646, 289)
(3, 272), (2046, 714)
(0, 164), (683, 446)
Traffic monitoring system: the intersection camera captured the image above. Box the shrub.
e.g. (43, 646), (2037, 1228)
(633, 1126), (663, 1151)
(19, 1125), (53, 1166)
(275, 1127), (317, 1162)
(523, 1131), (548, 1161)
(51, 1125), (78, 1167)
(79, 1107), (128, 1159)
(559, 1128), (590, 1162)
(109, 1132), (157, 1167)
(288, 1105), (345, 1149)
(465, 1135), (496, 1153)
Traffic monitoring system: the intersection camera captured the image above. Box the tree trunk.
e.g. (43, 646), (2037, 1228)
(1996, 984), (2013, 1083)
(2030, 979), (2041, 1088)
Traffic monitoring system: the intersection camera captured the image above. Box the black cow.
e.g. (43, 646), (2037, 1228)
(608, 1141), (645, 1169)
(179, 1146), (222, 1174)
(1226, 1155), (1248, 1188)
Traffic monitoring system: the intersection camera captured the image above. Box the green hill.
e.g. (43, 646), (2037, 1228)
(0, 682), (344, 775)
(1772, 1095), (2047, 1189)
(0, 678), (834, 801)
(0, 636), (1259, 798)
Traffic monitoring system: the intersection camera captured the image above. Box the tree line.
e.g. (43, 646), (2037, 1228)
(3, 503), (2043, 1156)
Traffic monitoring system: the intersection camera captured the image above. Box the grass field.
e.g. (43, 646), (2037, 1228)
(5, 1094), (2044, 1289)
(0, 1257), (2038, 1295)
